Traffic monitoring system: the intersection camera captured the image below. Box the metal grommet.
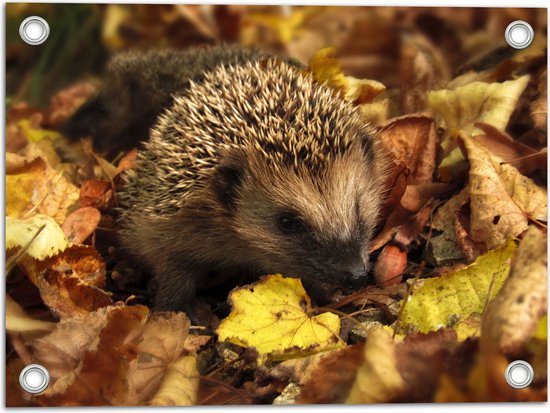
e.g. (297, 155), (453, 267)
(505, 360), (534, 389)
(19, 364), (50, 394)
(505, 20), (534, 49)
(19, 16), (50, 45)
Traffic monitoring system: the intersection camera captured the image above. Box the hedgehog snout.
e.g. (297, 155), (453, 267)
(341, 257), (369, 287)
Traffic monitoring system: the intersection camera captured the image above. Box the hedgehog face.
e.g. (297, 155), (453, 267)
(215, 141), (385, 288)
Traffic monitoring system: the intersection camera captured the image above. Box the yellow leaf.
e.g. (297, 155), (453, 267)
(6, 145), (79, 224)
(102, 5), (131, 50)
(240, 9), (308, 46)
(401, 240), (517, 336)
(6, 215), (69, 260)
(217, 274), (344, 362)
(533, 315), (547, 341)
(462, 134), (547, 249)
(18, 119), (62, 142)
(429, 75), (529, 140)
(5, 157), (45, 218)
(428, 75), (529, 179)
(455, 313), (482, 341)
(346, 327), (404, 403)
(149, 355), (199, 406)
(309, 47), (386, 104)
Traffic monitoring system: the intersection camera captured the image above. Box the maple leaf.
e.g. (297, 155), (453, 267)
(217, 274), (344, 362)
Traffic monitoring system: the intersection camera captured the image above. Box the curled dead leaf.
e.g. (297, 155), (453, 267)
(62, 207), (101, 244)
(379, 115), (436, 184)
(461, 134), (547, 249)
(481, 227), (547, 356)
(20, 245), (111, 318)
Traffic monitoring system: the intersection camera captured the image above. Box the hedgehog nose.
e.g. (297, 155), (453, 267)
(344, 260), (368, 285)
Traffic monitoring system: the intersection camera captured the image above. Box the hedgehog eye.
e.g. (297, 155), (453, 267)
(277, 212), (304, 234)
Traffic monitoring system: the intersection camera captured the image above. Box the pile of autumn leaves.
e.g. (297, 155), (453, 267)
(6, 48), (548, 408)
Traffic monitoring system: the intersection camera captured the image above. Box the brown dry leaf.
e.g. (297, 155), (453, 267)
(430, 188), (471, 263)
(6, 103), (47, 153)
(435, 351), (546, 402)
(21, 245), (111, 318)
(79, 180), (114, 209)
(92, 153), (118, 182)
(125, 312), (191, 404)
(27, 305), (149, 406)
(370, 183), (452, 253)
(115, 148), (138, 176)
(48, 82), (98, 127)
(531, 70), (547, 132)
(6, 358), (32, 406)
(462, 134), (547, 249)
(379, 115), (436, 184)
(297, 345), (365, 404)
(346, 327), (404, 403)
(62, 207), (101, 244)
(474, 122), (546, 175)
(400, 33), (451, 113)
(148, 355), (199, 406)
(481, 226), (547, 356)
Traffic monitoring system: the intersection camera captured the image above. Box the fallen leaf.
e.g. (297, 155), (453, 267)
(400, 33), (450, 113)
(379, 115), (436, 184)
(309, 47), (386, 104)
(400, 239), (517, 335)
(5, 145), (79, 224)
(474, 122), (546, 175)
(481, 227), (547, 356)
(217, 274), (344, 362)
(5, 157), (47, 218)
(125, 312), (191, 404)
(115, 148), (138, 176)
(17, 119), (62, 143)
(20, 245), (111, 318)
(62, 207), (101, 244)
(149, 355), (199, 406)
(370, 183), (452, 253)
(28, 305), (149, 406)
(48, 82), (98, 127)
(79, 180), (114, 209)
(346, 327), (404, 403)
(531, 70), (547, 132)
(6, 215), (69, 260)
(297, 345), (365, 404)
(462, 134), (547, 249)
(428, 75), (530, 179)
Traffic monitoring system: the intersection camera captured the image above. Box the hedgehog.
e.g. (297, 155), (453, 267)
(113, 48), (389, 312)
(60, 46), (278, 156)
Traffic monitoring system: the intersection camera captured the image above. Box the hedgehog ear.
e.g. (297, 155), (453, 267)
(213, 152), (247, 210)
